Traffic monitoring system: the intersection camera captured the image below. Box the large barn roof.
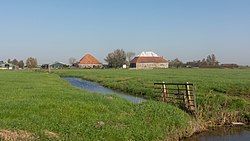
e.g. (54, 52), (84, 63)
(138, 51), (159, 57)
(130, 57), (168, 63)
(130, 51), (168, 63)
(79, 54), (102, 64)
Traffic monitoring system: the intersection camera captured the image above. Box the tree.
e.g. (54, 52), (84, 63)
(206, 54), (219, 67)
(169, 58), (183, 68)
(12, 59), (19, 65)
(69, 57), (77, 65)
(206, 55), (212, 66)
(200, 58), (207, 67)
(26, 57), (38, 68)
(126, 52), (135, 62)
(18, 60), (24, 69)
(211, 54), (219, 66)
(105, 49), (126, 68)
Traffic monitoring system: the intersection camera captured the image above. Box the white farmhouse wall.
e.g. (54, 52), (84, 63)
(136, 63), (168, 69)
(79, 64), (103, 69)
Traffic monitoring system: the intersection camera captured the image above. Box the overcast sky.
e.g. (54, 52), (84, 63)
(0, 0), (249, 65)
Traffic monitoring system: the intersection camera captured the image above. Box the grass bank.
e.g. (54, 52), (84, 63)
(0, 70), (196, 141)
(54, 69), (250, 125)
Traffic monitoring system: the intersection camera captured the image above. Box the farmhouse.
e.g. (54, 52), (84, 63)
(130, 51), (169, 69)
(0, 62), (17, 70)
(50, 61), (69, 69)
(79, 54), (103, 68)
(221, 64), (239, 68)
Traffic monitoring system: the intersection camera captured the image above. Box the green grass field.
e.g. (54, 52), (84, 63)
(0, 69), (249, 140)
(0, 70), (193, 141)
(55, 69), (250, 124)
(55, 69), (250, 99)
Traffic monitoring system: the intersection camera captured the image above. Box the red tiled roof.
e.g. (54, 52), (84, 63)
(130, 57), (168, 63)
(79, 54), (102, 64)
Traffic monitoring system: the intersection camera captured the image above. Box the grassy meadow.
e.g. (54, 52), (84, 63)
(55, 69), (250, 124)
(0, 70), (193, 141)
(0, 68), (249, 140)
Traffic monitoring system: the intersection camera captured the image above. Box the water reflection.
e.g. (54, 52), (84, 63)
(183, 126), (250, 141)
(64, 77), (145, 103)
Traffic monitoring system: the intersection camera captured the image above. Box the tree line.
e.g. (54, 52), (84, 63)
(4, 51), (237, 69)
(4, 57), (38, 69)
(169, 54), (220, 68)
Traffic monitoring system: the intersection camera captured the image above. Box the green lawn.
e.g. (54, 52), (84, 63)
(0, 70), (193, 141)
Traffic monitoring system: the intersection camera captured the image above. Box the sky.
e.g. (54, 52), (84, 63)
(0, 0), (250, 65)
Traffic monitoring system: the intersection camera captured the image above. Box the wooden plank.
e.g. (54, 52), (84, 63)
(186, 82), (195, 111)
(192, 84), (198, 113)
(154, 82), (194, 86)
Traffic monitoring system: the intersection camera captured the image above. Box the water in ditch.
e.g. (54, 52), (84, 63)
(64, 77), (145, 103)
(183, 126), (250, 141)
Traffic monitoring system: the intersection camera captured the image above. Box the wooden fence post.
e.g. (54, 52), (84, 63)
(48, 64), (51, 73)
(162, 82), (167, 102)
(186, 82), (195, 111)
(155, 82), (197, 115)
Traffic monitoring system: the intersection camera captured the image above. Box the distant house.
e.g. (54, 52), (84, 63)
(130, 51), (169, 69)
(79, 54), (103, 68)
(41, 64), (49, 69)
(71, 62), (79, 68)
(0, 62), (17, 70)
(50, 61), (69, 69)
(221, 64), (239, 68)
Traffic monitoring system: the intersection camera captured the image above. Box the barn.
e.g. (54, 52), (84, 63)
(79, 54), (103, 68)
(0, 62), (17, 70)
(130, 51), (168, 69)
(50, 61), (69, 69)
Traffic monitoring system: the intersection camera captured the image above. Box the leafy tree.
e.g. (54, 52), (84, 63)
(105, 49), (126, 68)
(18, 60), (25, 69)
(12, 59), (19, 65)
(26, 57), (38, 68)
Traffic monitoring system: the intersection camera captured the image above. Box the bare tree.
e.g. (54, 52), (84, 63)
(185, 54), (219, 68)
(69, 57), (77, 65)
(105, 49), (126, 68)
(206, 54), (219, 67)
(169, 58), (183, 68)
(26, 57), (38, 68)
(126, 52), (135, 62)
(211, 54), (219, 66)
